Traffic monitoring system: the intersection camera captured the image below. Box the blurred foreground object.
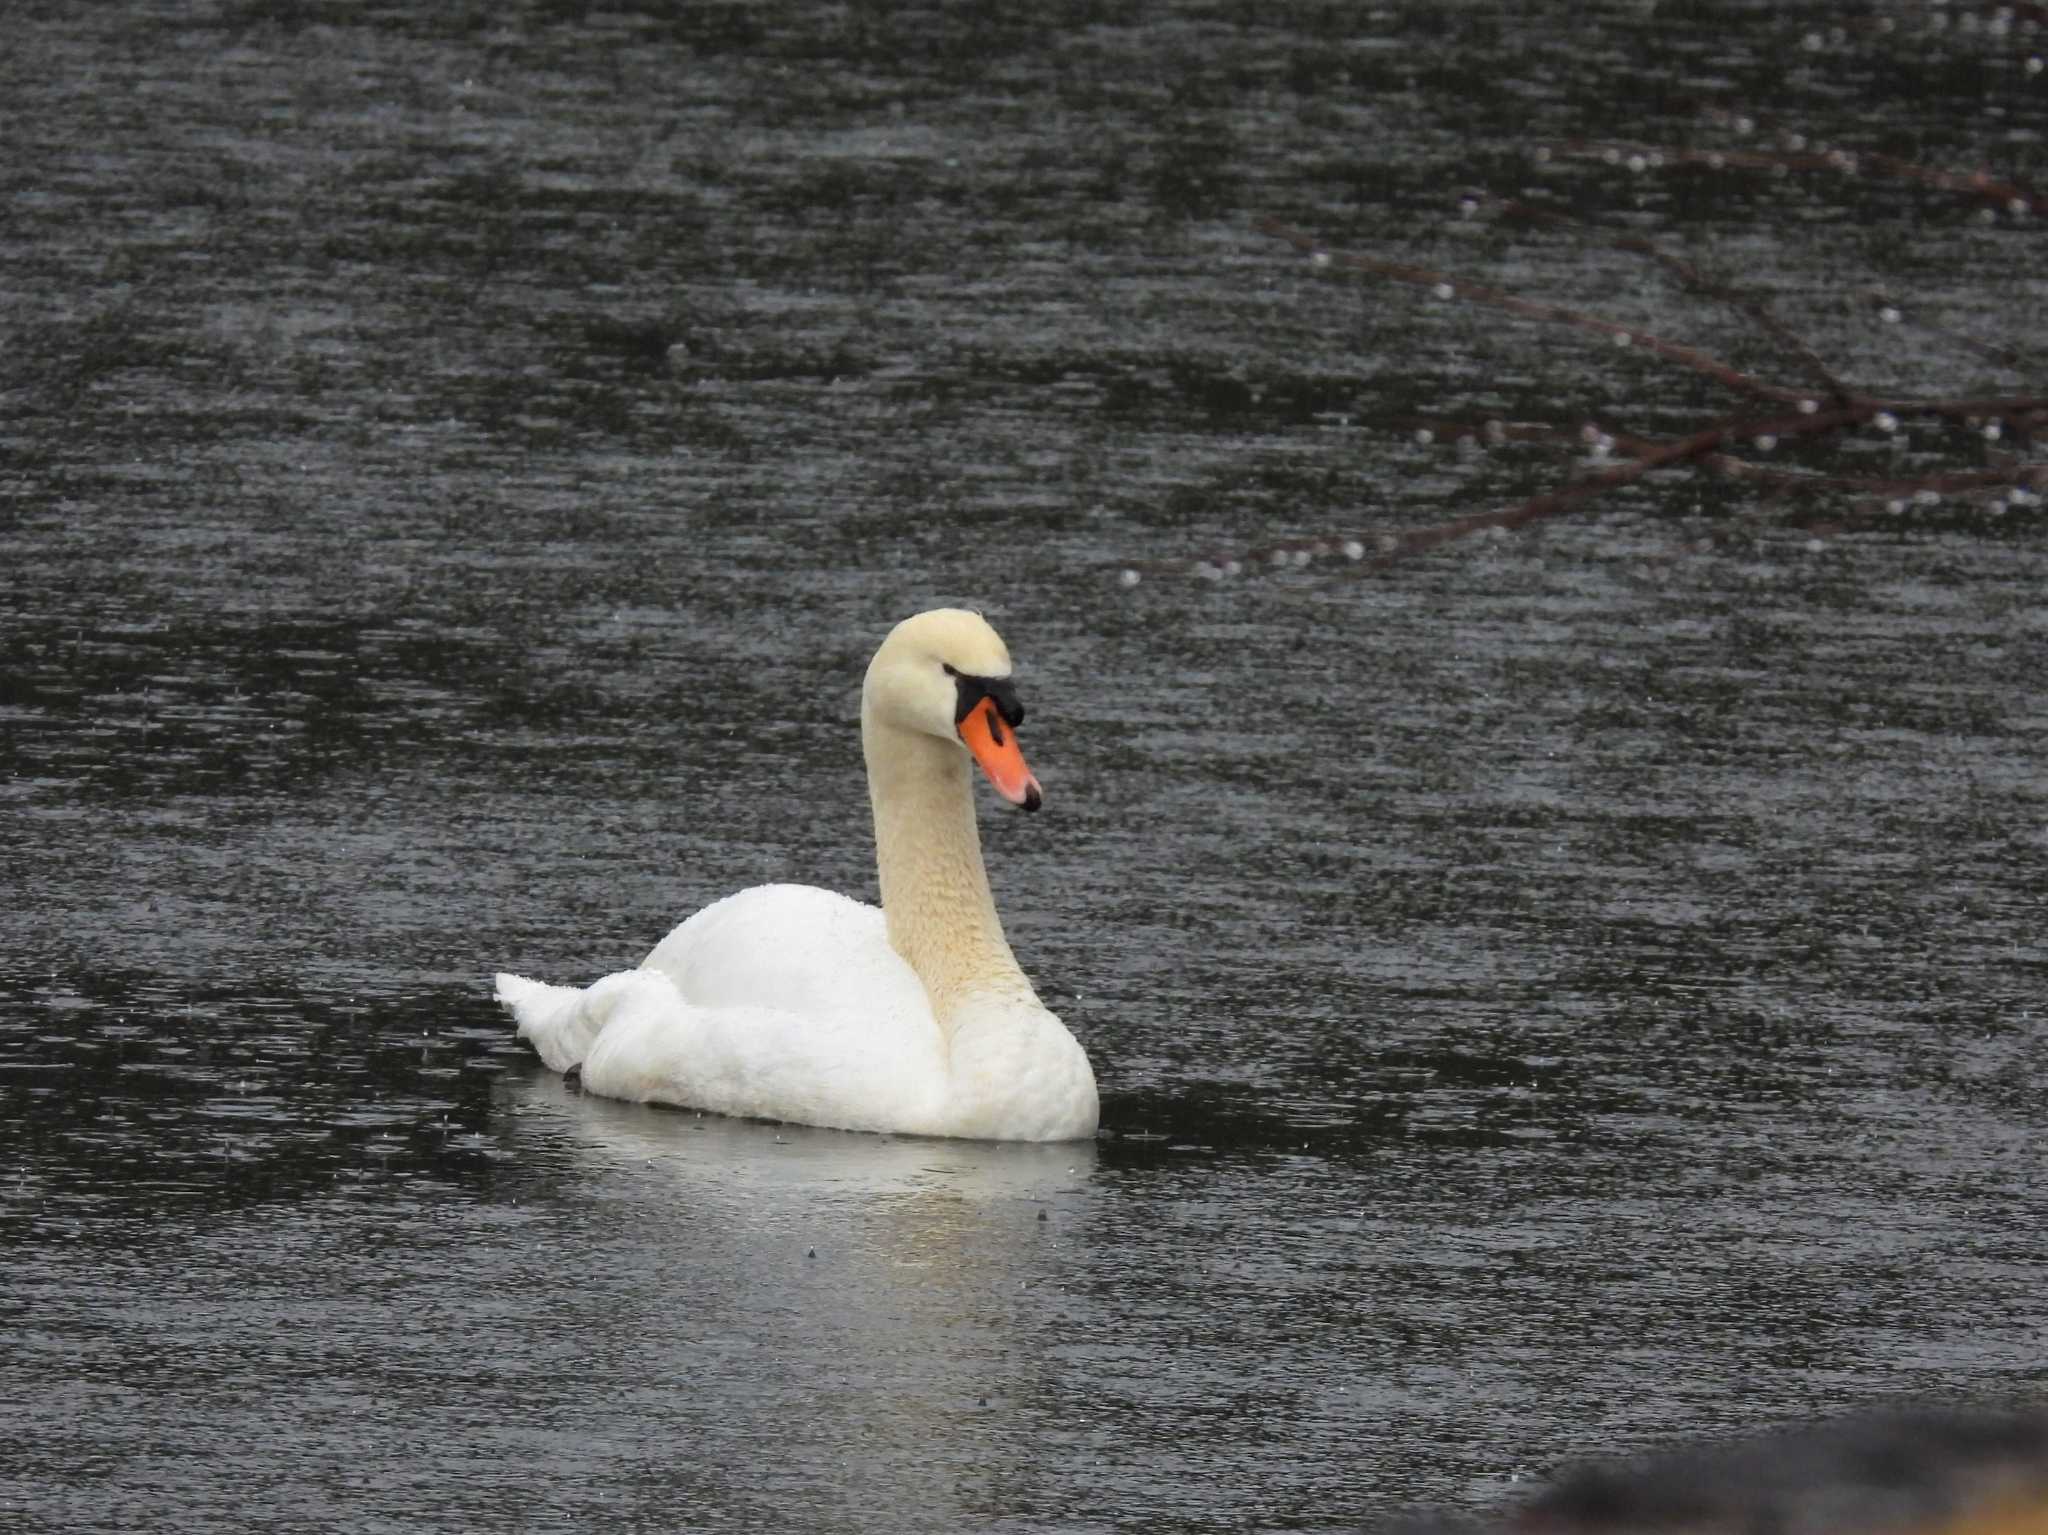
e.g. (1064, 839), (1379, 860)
(1396, 1405), (2048, 1535)
(1520, 1406), (2048, 1535)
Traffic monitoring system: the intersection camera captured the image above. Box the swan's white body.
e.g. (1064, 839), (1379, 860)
(494, 609), (1099, 1142)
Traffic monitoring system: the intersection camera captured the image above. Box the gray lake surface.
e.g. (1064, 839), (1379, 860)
(3, 4), (2044, 1532)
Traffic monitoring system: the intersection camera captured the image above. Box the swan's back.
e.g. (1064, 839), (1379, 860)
(642, 883), (928, 1024)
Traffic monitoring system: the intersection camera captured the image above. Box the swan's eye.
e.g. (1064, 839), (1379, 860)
(945, 666), (1026, 729)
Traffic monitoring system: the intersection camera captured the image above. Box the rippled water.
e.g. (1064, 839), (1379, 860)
(4, 3), (2045, 1531)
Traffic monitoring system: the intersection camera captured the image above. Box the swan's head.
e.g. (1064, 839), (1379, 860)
(864, 608), (1043, 812)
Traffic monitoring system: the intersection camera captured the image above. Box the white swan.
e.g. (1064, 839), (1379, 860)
(494, 608), (1099, 1142)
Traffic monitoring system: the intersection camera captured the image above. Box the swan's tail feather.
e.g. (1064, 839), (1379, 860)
(495, 971), (605, 1074)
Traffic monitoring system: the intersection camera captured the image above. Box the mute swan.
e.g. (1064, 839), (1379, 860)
(493, 608), (1099, 1142)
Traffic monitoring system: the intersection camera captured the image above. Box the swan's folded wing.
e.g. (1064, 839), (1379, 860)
(643, 883), (927, 1020)
(579, 992), (950, 1135)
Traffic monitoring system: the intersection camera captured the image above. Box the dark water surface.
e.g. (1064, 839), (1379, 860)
(4, 4), (2045, 1531)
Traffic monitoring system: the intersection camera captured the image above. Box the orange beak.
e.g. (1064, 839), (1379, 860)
(958, 696), (1042, 812)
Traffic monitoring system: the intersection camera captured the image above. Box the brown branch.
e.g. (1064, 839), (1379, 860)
(1374, 403), (1886, 558)
(1565, 420), (2046, 504)
(1865, 289), (2036, 375)
(1256, 216), (1814, 408)
(1397, 417), (1582, 450)
(1491, 197), (1854, 402)
(1118, 215), (2045, 587)
(1264, 217), (2046, 427)
(1699, 458), (2045, 503)
(1891, 399), (2048, 432)
(1402, 416), (2045, 507)
(1119, 410), (2042, 586)
(1612, 240), (1852, 402)
(1545, 130), (2047, 216)
(1118, 405), (1887, 584)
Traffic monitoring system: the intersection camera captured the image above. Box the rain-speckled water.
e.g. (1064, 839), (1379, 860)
(4, 4), (2044, 1532)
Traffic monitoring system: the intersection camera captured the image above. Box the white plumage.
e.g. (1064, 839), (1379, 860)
(494, 609), (1099, 1142)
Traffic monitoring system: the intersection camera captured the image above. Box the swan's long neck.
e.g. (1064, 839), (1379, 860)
(863, 717), (1034, 1021)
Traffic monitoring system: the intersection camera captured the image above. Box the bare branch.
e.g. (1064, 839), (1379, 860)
(1490, 196), (1855, 402)
(1542, 129), (2047, 217)
(1256, 216), (1814, 408)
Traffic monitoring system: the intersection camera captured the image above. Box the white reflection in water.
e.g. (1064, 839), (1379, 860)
(501, 1071), (1104, 1525)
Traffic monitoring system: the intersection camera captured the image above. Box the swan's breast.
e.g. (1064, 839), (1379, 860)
(941, 994), (1100, 1141)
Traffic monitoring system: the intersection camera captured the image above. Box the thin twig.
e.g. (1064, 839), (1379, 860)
(1121, 208), (2046, 584)
(1267, 216), (2044, 425)
(1865, 289), (2036, 375)
(1543, 130), (2047, 216)
(1492, 196), (1855, 401)
(1256, 216), (1814, 408)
